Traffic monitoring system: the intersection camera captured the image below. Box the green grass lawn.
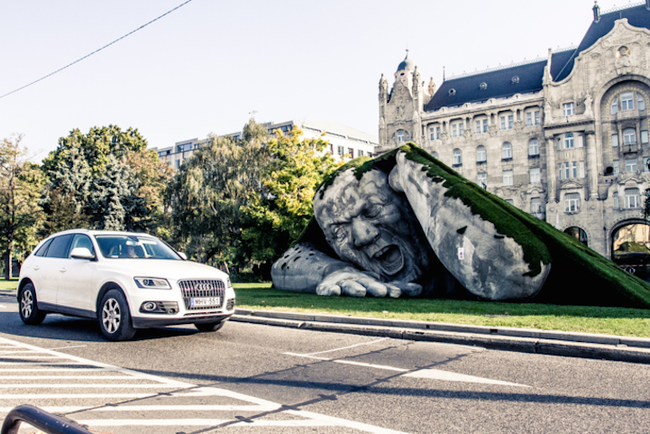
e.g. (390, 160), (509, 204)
(234, 283), (650, 338)
(0, 279), (18, 291)
(4, 279), (648, 338)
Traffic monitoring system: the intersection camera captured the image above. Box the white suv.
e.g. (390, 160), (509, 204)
(17, 229), (236, 341)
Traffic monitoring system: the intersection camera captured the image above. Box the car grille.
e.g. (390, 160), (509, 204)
(179, 279), (225, 310)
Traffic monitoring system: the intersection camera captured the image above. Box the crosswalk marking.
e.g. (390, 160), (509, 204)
(0, 337), (409, 434)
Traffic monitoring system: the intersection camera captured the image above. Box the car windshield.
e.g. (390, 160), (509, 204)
(94, 235), (181, 260)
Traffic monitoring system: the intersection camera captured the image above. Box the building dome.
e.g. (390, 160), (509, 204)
(396, 52), (415, 72)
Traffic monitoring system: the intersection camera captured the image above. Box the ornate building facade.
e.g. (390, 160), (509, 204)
(378, 1), (650, 269)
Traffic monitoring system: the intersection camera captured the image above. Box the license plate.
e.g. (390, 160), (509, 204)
(190, 297), (220, 307)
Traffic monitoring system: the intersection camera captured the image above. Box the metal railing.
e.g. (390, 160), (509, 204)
(1, 405), (93, 434)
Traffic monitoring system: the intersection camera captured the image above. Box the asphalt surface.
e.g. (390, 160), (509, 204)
(4, 288), (650, 364)
(231, 309), (650, 364)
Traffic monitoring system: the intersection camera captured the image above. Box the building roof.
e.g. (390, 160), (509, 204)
(397, 52), (415, 72)
(297, 119), (378, 144)
(555, 2), (650, 81)
(423, 2), (650, 112)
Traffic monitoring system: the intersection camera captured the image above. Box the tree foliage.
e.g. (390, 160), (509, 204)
(167, 120), (269, 266)
(40, 126), (171, 236)
(0, 135), (44, 278)
(239, 128), (339, 271)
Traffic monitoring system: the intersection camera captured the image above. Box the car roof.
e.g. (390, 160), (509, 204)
(48, 229), (156, 238)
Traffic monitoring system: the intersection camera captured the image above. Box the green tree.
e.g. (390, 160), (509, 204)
(42, 125), (147, 176)
(41, 126), (170, 235)
(239, 128), (339, 275)
(168, 120), (269, 266)
(0, 135), (44, 279)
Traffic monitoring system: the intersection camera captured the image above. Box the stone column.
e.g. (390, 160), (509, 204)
(586, 131), (598, 199)
(545, 136), (557, 202)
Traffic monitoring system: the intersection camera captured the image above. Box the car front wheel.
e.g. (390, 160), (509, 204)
(99, 289), (136, 341)
(194, 321), (225, 332)
(19, 283), (46, 325)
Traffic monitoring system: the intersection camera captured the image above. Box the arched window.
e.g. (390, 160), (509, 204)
(396, 129), (410, 143)
(528, 139), (539, 156)
(476, 146), (487, 163)
(502, 142), (512, 160)
(612, 223), (650, 272)
(453, 149), (462, 166)
(638, 94), (646, 111)
(623, 128), (636, 145)
(564, 132), (575, 149)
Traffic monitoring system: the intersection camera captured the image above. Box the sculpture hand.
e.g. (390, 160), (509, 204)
(316, 267), (399, 297)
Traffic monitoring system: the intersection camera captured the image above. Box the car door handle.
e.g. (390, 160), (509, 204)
(60, 268), (67, 273)
(33, 266), (39, 271)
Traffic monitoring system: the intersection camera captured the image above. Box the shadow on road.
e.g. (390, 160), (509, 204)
(0, 311), (198, 342)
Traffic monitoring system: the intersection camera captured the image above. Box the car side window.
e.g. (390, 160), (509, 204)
(44, 234), (73, 258)
(69, 234), (95, 258)
(34, 239), (54, 257)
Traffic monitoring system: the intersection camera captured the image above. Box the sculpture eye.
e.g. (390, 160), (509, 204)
(364, 205), (382, 218)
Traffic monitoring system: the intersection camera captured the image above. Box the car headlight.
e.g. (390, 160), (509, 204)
(134, 277), (171, 289)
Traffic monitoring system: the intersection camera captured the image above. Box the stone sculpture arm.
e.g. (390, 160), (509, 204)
(271, 242), (421, 297)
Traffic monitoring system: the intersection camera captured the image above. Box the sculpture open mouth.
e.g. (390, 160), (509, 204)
(373, 245), (404, 276)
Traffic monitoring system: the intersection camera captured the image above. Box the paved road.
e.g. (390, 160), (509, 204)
(1, 293), (649, 433)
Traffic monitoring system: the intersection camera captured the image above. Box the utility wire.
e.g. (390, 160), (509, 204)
(0, 0), (193, 101)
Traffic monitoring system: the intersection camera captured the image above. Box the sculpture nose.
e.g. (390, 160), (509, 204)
(351, 218), (379, 248)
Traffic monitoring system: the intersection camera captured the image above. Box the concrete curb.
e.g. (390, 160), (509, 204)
(232, 309), (650, 364)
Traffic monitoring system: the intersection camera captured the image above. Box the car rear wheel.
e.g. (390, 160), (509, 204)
(99, 289), (136, 341)
(194, 321), (225, 332)
(19, 283), (46, 325)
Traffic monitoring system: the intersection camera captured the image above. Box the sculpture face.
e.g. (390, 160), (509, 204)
(314, 169), (429, 283)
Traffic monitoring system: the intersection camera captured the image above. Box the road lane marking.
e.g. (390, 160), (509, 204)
(0, 337), (409, 434)
(285, 352), (530, 387)
(0, 404), (281, 413)
(300, 338), (389, 356)
(404, 369), (529, 387)
(47, 345), (88, 350)
(285, 353), (408, 372)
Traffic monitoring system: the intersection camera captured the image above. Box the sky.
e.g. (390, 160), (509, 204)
(0, 0), (634, 162)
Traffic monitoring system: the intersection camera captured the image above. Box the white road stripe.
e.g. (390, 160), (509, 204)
(285, 351), (530, 387)
(47, 345), (88, 350)
(0, 368), (105, 372)
(0, 392), (157, 399)
(285, 353), (408, 372)
(0, 404), (281, 413)
(0, 384), (181, 388)
(0, 375), (147, 380)
(405, 369), (530, 387)
(300, 338), (389, 356)
(0, 337), (411, 433)
(287, 410), (410, 434)
(0, 337), (193, 388)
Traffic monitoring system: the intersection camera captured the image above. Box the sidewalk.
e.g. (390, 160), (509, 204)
(232, 308), (650, 365)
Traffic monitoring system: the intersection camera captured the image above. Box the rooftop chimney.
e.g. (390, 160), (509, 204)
(593, 1), (601, 23)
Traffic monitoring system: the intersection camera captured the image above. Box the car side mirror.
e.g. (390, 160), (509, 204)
(178, 252), (188, 260)
(70, 247), (95, 260)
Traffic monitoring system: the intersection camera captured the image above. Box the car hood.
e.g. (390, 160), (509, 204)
(99, 259), (229, 282)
